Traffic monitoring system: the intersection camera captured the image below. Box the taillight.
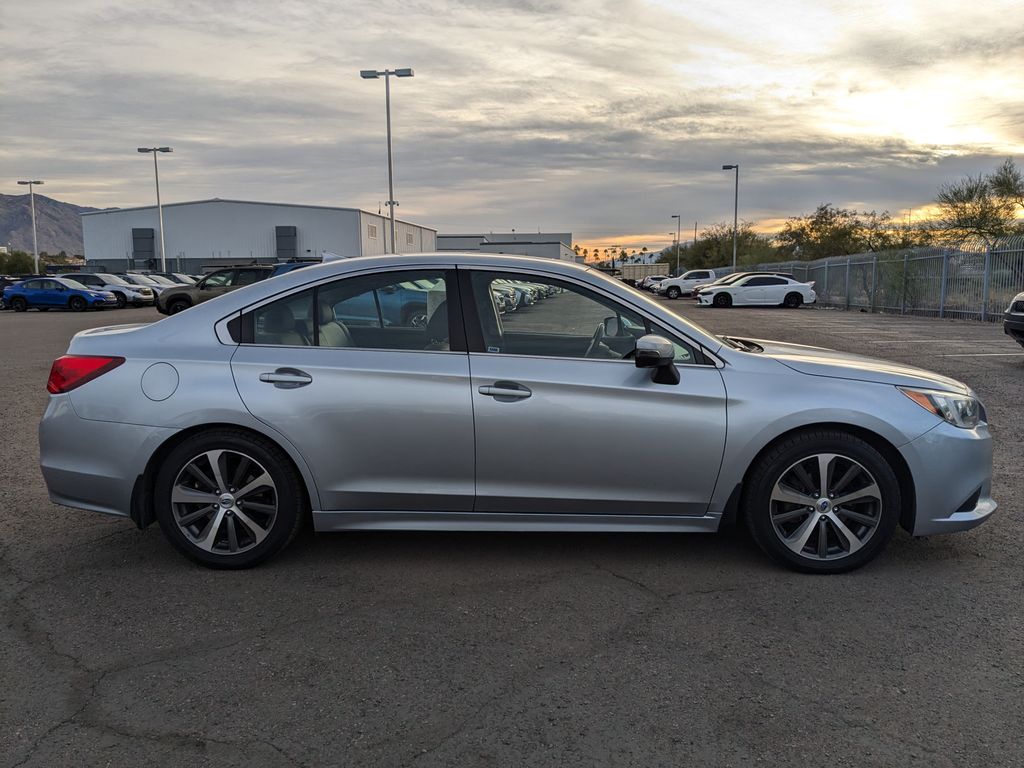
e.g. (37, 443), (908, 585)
(47, 355), (125, 394)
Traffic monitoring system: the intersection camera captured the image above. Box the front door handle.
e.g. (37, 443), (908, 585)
(478, 381), (532, 401)
(259, 367), (313, 389)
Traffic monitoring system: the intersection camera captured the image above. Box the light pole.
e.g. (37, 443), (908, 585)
(138, 147), (173, 270)
(360, 67), (414, 254)
(671, 214), (681, 275)
(17, 180), (44, 273)
(722, 164), (739, 269)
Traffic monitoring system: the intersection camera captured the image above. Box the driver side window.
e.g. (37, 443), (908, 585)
(470, 271), (653, 361)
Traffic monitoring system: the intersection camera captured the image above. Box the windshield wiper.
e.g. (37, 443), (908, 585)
(720, 336), (762, 353)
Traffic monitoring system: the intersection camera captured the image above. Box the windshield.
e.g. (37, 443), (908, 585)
(97, 273), (129, 286)
(146, 274), (177, 285)
(173, 274), (196, 283)
(127, 274), (159, 285)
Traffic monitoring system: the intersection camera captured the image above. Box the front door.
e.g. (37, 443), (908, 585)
(230, 268), (475, 512)
(463, 269), (728, 517)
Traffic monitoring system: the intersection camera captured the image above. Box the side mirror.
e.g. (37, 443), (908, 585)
(635, 334), (680, 385)
(603, 316), (622, 336)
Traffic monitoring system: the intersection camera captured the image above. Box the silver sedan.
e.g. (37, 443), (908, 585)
(39, 254), (995, 572)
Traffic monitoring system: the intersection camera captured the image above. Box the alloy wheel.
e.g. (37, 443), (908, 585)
(769, 453), (882, 561)
(171, 449), (278, 555)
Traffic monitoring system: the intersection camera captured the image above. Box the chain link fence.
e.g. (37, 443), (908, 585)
(710, 237), (1024, 322)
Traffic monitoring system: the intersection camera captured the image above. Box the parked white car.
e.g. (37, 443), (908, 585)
(63, 272), (156, 308)
(698, 274), (816, 308)
(638, 275), (669, 291)
(655, 269), (718, 299)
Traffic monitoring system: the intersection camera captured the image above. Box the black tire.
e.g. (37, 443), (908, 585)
(154, 429), (305, 569)
(11, 297), (27, 312)
(743, 429), (901, 574)
(168, 298), (192, 314)
(783, 292), (802, 308)
(713, 293), (732, 307)
(112, 292), (127, 309)
(38, 307), (49, 312)
(69, 295), (87, 312)
(666, 286), (681, 299)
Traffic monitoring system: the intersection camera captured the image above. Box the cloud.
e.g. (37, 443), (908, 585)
(2, 0), (1023, 251)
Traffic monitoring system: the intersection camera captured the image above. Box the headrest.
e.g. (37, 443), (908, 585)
(317, 301), (335, 325)
(426, 300), (448, 341)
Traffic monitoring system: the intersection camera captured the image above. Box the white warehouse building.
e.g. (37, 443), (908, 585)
(82, 199), (437, 273)
(437, 232), (576, 261)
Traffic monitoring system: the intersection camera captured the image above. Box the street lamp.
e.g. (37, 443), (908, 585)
(360, 67), (414, 254)
(722, 164), (739, 270)
(671, 214), (681, 275)
(17, 180), (44, 273)
(138, 147), (173, 271)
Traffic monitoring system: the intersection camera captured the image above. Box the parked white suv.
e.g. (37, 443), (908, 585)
(655, 269), (717, 299)
(63, 273), (155, 308)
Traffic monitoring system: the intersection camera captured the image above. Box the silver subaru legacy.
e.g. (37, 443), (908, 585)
(39, 254), (995, 573)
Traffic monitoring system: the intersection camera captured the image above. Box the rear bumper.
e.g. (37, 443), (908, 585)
(39, 396), (175, 517)
(899, 420), (997, 536)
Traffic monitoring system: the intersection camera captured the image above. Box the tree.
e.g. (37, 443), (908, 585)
(932, 159), (1024, 246)
(685, 222), (776, 269)
(775, 204), (929, 259)
(0, 250), (35, 274)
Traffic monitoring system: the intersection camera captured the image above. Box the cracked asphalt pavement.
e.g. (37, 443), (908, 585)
(2, 301), (1022, 767)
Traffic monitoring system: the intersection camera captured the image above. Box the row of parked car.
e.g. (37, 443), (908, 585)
(635, 269), (818, 308)
(0, 271), (201, 312)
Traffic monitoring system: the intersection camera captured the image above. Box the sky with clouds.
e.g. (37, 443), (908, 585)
(3, 0), (1023, 250)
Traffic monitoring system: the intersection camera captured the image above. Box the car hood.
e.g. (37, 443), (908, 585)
(734, 337), (970, 393)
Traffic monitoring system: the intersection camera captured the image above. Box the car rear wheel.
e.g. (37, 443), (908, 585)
(743, 430), (900, 573)
(168, 298), (191, 314)
(11, 297), (27, 312)
(155, 429), (305, 569)
(666, 286), (681, 299)
(783, 292), (802, 308)
(68, 295), (87, 312)
(713, 293), (732, 307)
(112, 292), (127, 309)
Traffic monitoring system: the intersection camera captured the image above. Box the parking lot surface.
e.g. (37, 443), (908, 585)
(2, 302), (1022, 767)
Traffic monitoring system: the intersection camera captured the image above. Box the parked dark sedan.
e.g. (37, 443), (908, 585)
(1004, 291), (1024, 348)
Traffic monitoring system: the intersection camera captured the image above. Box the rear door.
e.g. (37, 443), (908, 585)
(230, 266), (475, 513)
(462, 268), (727, 517)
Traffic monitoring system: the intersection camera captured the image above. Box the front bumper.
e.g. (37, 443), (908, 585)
(39, 396), (175, 517)
(129, 294), (155, 306)
(899, 419), (997, 536)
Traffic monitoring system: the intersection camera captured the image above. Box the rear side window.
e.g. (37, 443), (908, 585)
(241, 270), (455, 352)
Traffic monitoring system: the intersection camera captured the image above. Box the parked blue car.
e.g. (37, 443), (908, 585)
(3, 277), (117, 312)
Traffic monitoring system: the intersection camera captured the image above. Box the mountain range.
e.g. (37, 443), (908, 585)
(0, 193), (105, 255)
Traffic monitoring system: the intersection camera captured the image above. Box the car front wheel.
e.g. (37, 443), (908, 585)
(666, 286), (681, 299)
(743, 430), (901, 573)
(168, 298), (191, 314)
(154, 429), (305, 569)
(713, 293), (732, 307)
(69, 295), (87, 312)
(11, 297), (27, 312)
(112, 292), (127, 309)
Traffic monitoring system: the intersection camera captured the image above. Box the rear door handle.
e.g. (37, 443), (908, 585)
(259, 367), (313, 389)
(478, 381), (532, 400)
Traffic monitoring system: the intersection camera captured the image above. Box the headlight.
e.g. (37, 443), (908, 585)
(899, 387), (982, 429)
